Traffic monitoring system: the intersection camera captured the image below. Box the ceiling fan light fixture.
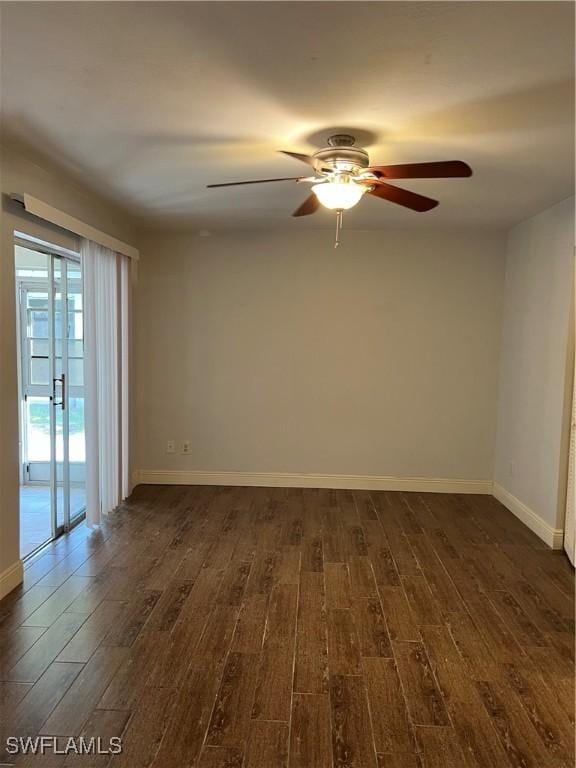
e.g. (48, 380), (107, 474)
(312, 179), (366, 210)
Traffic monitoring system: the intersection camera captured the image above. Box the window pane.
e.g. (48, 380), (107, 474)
(30, 357), (49, 385)
(26, 397), (51, 462)
(28, 297), (48, 310)
(30, 339), (49, 356)
(54, 310), (62, 338)
(68, 340), (83, 358)
(68, 358), (84, 386)
(69, 397), (86, 462)
(29, 310), (48, 338)
(68, 311), (83, 340)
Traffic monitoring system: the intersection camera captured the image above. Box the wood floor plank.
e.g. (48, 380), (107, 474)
(301, 536), (323, 572)
(276, 547), (301, 585)
(323, 524), (347, 564)
(401, 574), (442, 626)
(0, 585), (59, 631)
(245, 720), (288, 768)
(206, 652), (260, 748)
(22, 577), (93, 627)
(251, 584), (297, 721)
(368, 543), (402, 587)
(173, 542), (211, 582)
(7, 612), (87, 682)
(378, 587), (419, 642)
(0, 681), (33, 708)
(326, 608), (362, 676)
(40, 646), (129, 736)
(57, 600), (126, 663)
(325, 563), (352, 609)
(393, 641), (450, 726)
(499, 663), (574, 764)
(8, 662), (82, 736)
(0, 626), (47, 677)
(146, 580), (194, 630)
(443, 610), (496, 679)
(344, 525), (368, 559)
(511, 575), (574, 634)
(476, 677), (557, 768)
(487, 590), (548, 647)
(294, 572), (328, 694)
(150, 661), (221, 768)
(362, 657), (414, 754)
(146, 601), (213, 689)
(349, 557), (378, 598)
(113, 685), (174, 768)
(381, 531), (420, 578)
(414, 726), (470, 768)
(448, 698), (511, 768)
(245, 550), (279, 597)
(354, 491), (378, 522)
(195, 604), (241, 668)
(329, 674), (378, 768)
(101, 590), (161, 647)
(230, 593), (269, 654)
(63, 708), (131, 767)
(420, 624), (479, 706)
(197, 746), (244, 768)
(351, 599), (393, 658)
(376, 754), (422, 768)
(289, 693), (332, 768)
(98, 629), (169, 710)
(465, 593), (526, 662)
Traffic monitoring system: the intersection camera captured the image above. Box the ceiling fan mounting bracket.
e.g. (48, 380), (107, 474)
(327, 134), (356, 147)
(312, 135), (369, 174)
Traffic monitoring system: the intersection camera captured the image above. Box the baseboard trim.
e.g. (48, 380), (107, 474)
(0, 559), (24, 601)
(133, 470), (492, 495)
(493, 483), (564, 549)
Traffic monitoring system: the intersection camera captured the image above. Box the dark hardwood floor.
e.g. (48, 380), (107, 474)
(0, 485), (574, 767)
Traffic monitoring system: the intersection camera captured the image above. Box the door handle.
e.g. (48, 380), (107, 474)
(52, 374), (66, 409)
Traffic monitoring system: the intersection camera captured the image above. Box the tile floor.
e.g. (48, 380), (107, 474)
(19, 485), (86, 558)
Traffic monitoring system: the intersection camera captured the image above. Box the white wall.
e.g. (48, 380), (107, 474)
(134, 229), (505, 486)
(494, 197), (575, 546)
(0, 139), (136, 597)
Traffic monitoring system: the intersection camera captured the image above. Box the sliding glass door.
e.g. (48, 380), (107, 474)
(16, 241), (86, 556)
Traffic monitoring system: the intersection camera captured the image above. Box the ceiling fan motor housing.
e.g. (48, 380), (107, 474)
(313, 134), (369, 175)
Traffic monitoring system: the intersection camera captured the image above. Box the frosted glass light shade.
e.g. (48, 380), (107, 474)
(312, 180), (366, 210)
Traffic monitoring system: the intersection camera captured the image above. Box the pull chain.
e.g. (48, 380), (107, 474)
(334, 209), (343, 248)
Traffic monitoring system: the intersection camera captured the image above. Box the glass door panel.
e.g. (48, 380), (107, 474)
(50, 256), (67, 532)
(16, 243), (85, 558)
(66, 260), (86, 522)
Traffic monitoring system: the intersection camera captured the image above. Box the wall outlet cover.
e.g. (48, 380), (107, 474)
(166, 441), (175, 454)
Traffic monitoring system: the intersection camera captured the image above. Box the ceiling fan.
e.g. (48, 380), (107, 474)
(207, 134), (472, 245)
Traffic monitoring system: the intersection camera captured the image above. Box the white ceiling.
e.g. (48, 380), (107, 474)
(1, 2), (574, 230)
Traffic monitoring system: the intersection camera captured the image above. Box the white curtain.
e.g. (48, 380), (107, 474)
(82, 239), (130, 526)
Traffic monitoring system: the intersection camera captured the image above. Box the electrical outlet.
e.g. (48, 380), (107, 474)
(181, 440), (191, 455)
(166, 440), (175, 454)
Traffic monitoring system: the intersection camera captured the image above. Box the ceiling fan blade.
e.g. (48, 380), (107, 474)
(292, 193), (320, 217)
(279, 150), (316, 167)
(367, 161), (472, 179)
(207, 177), (303, 188)
(367, 181), (438, 212)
